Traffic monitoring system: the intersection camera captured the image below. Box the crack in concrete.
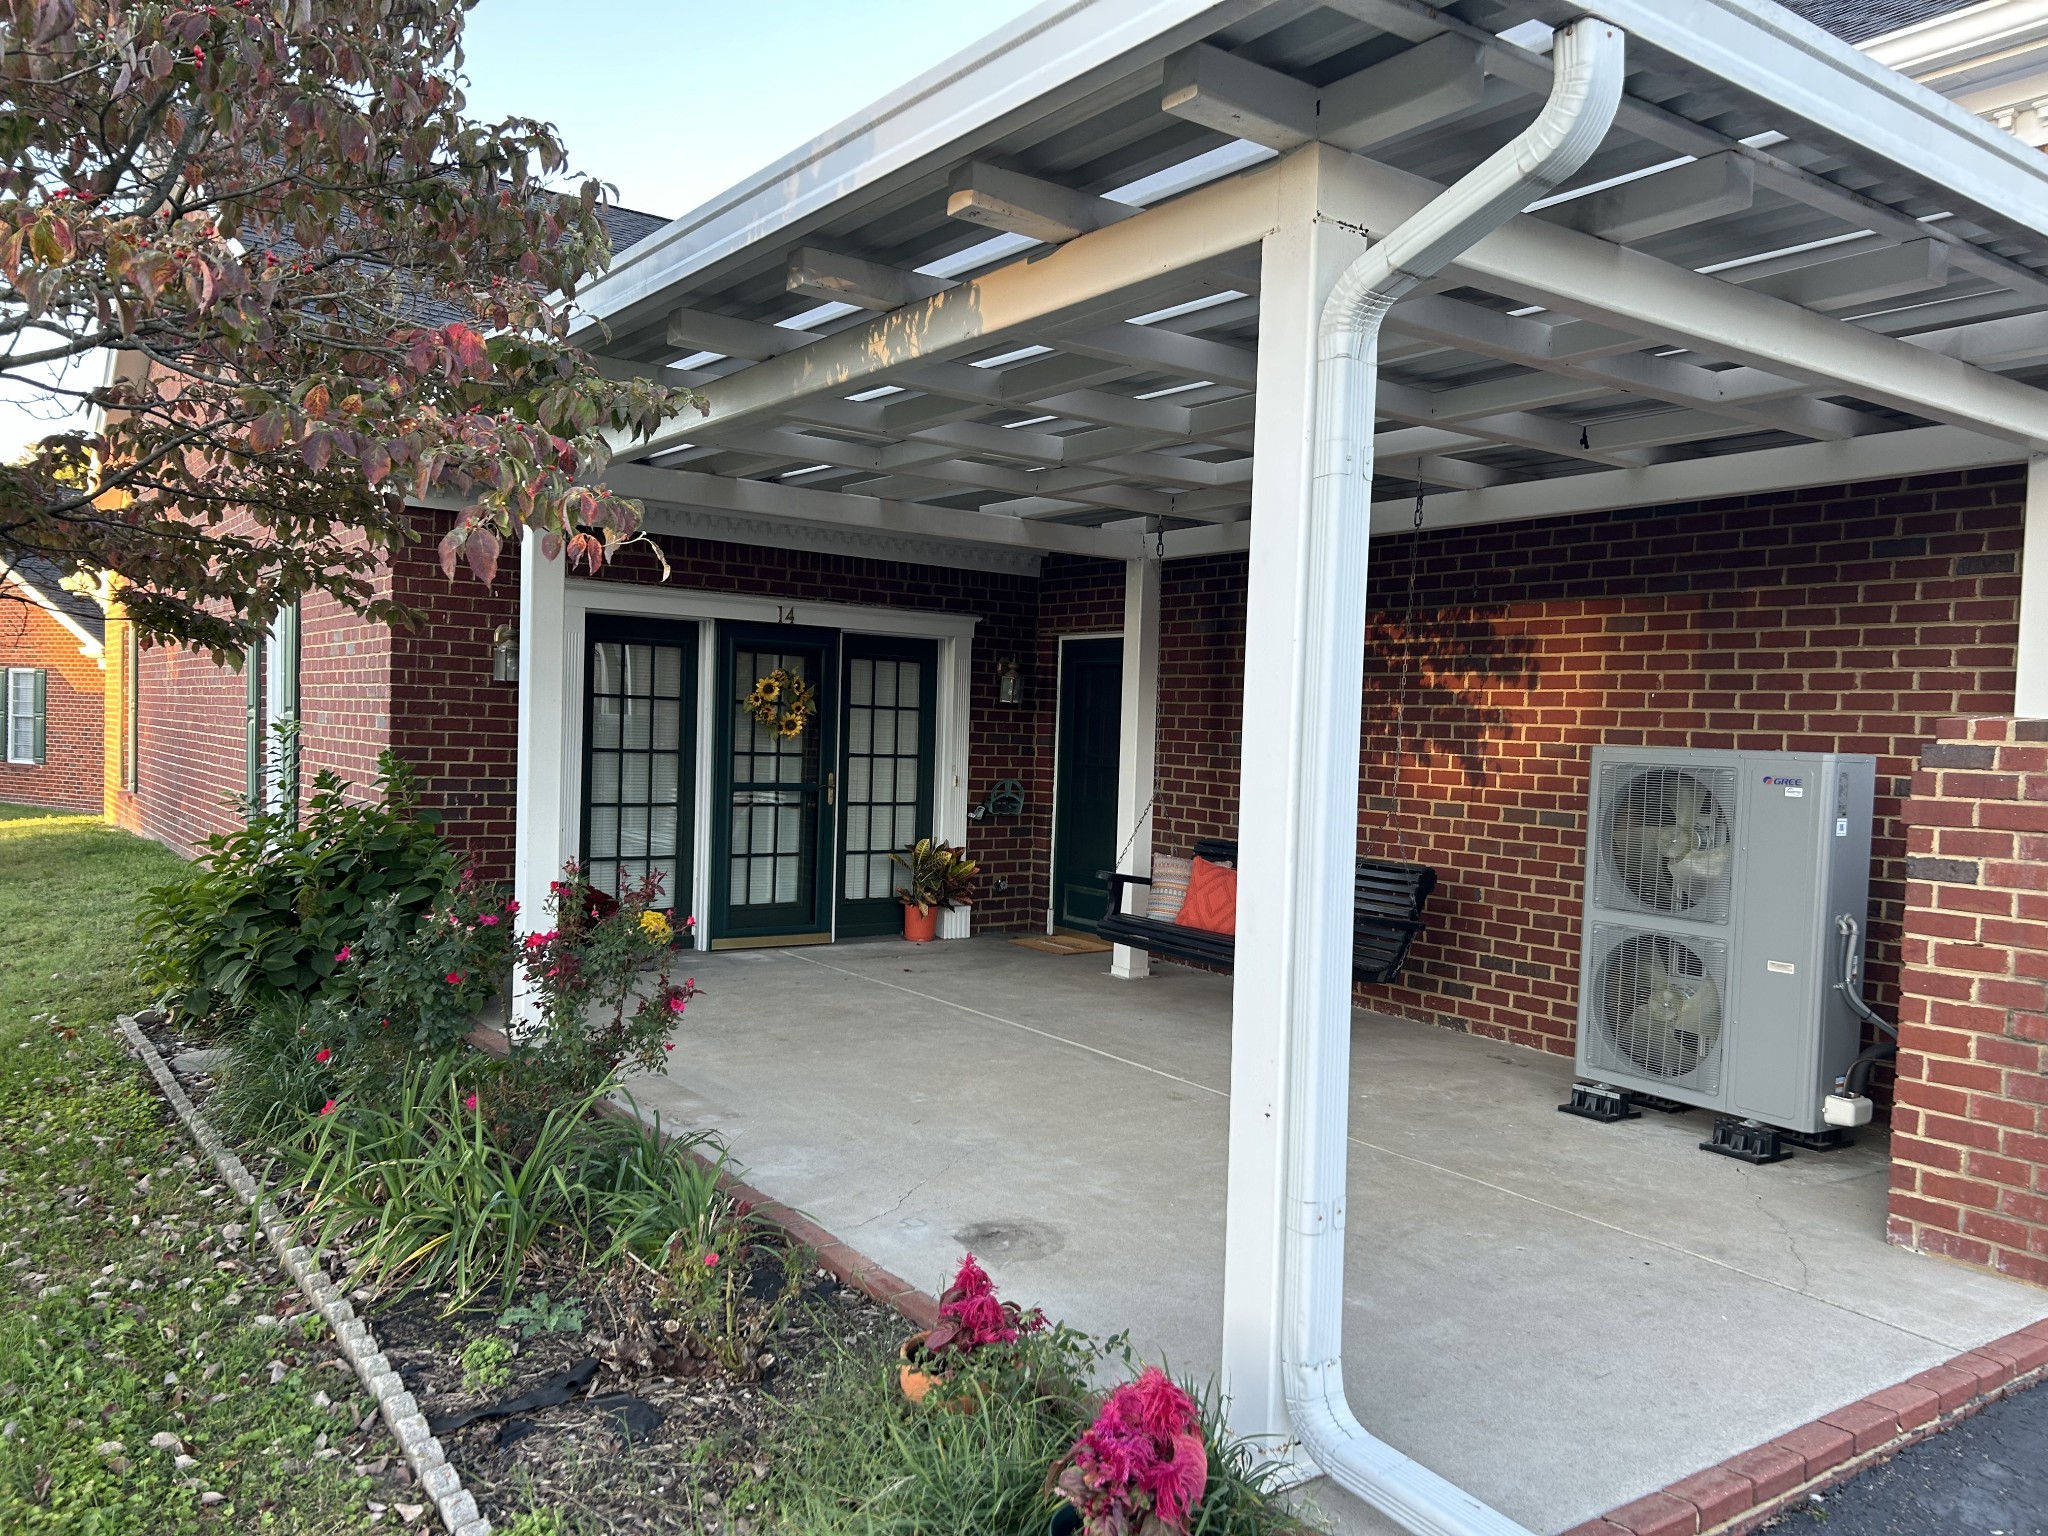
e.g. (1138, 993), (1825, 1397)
(848, 1142), (977, 1231)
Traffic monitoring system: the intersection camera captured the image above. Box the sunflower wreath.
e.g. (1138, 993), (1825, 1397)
(745, 668), (818, 740)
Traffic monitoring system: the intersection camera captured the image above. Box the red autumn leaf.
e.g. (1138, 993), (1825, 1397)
(463, 525), (502, 585)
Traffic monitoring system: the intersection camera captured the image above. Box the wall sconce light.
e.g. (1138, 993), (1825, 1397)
(491, 622), (520, 684)
(996, 657), (1023, 706)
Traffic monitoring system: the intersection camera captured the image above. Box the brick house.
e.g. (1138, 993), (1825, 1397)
(111, 2), (2048, 1518)
(0, 555), (105, 813)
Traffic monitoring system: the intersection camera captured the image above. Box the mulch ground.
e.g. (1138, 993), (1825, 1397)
(135, 1015), (905, 1534)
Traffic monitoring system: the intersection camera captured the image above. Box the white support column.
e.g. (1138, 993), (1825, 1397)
(2020, 456), (2048, 719)
(512, 531), (571, 1031)
(1112, 555), (1162, 980)
(1220, 159), (1369, 1453)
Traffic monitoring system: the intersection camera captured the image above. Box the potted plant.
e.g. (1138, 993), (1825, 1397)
(890, 837), (979, 943)
(1050, 1367), (1209, 1536)
(898, 1253), (1043, 1406)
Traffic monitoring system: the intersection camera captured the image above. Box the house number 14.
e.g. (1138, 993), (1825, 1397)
(776, 605), (798, 624)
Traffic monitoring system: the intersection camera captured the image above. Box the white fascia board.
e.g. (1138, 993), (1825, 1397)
(1158, 424), (2020, 558)
(1564, 0), (2048, 244)
(0, 563), (104, 657)
(573, 0), (1267, 337)
(601, 461), (1146, 563)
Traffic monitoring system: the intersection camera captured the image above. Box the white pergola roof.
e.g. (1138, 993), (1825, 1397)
(575, 0), (2048, 567)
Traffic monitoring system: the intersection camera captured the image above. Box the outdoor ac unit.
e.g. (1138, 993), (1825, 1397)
(1572, 748), (1876, 1136)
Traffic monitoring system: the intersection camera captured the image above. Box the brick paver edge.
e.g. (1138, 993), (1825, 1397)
(1562, 1316), (2048, 1536)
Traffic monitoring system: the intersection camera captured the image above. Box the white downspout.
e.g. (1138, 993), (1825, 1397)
(1280, 20), (1624, 1536)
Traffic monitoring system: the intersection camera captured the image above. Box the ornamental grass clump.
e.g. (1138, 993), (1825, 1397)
(1054, 1368), (1210, 1536)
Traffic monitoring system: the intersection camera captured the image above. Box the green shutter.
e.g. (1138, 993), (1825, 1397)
(30, 668), (45, 765)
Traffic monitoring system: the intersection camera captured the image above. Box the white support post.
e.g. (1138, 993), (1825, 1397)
(512, 531), (571, 1032)
(1112, 555), (1161, 980)
(2020, 456), (2048, 720)
(1220, 157), (1369, 1454)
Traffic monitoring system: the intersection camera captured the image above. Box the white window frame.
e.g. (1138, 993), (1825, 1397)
(5, 667), (42, 765)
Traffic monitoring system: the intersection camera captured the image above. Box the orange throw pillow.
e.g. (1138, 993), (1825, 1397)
(1174, 856), (1238, 936)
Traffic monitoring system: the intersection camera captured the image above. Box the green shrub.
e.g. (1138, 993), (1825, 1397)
(137, 755), (460, 1021)
(459, 1335), (516, 1395)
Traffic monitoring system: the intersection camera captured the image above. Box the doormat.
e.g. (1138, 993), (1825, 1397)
(1010, 933), (1114, 955)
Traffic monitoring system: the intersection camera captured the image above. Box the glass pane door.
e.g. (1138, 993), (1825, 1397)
(712, 625), (835, 944)
(836, 638), (936, 938)
(583, 622), (694, 916)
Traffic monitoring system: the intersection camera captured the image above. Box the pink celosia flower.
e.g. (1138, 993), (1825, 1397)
(319, 1099), (337, 1116)
(1059, 1367), (1207, 1535)
(313, 1047), (331, 1064)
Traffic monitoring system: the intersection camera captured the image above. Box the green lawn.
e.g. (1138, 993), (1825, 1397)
(0, 809), (382, 1533)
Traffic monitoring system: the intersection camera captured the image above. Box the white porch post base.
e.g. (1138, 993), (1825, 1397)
(1113, 555), (1162, 980)
(512, 531), (570, 1035)
(1220, 149), (1369, 1455)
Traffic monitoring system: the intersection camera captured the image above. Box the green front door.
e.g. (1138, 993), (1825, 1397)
(1052, 636), (1123, 931)
(834, 636), (938, 937)
(581, 619), (696, 916)
(711, 624), (837, 946)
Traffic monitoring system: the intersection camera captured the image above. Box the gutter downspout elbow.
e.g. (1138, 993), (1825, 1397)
(1282, 21), (1625, 1536)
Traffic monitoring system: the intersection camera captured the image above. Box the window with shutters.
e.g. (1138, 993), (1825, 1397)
(4, 667), (44, 765)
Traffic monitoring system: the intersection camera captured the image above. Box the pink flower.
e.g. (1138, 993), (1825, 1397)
(504, 900), (520, 916)
(684, 915), (697, 929)
(704, 1252), (719, 1269)
(445, 971), (464, 985)
(478, 914), (500, 926)
(313, 1047), (332, 1064)
(663, 1042), (674, 1052)
(319, 1099), (337, 1116)
(463, 1093), (478, 1111)
(666, 993), (687, 1014)
(334, 945), (353, 963)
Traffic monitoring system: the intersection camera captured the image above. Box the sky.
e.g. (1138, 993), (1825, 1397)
(459, 0), (1046, 220)
(0, 0), (1043, 458)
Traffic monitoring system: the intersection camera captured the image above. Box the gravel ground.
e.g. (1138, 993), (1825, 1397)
(1768, 1379), (2048, 1536)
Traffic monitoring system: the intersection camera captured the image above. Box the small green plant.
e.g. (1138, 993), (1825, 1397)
(137, 754), (461, 1021)
(459, 1335), (516, 1396)
(290, 1058), (605, 1306)
(890, 836), (979, 916)
(498, 1291), (586, 1339)
(498, 1510), (577, 1536)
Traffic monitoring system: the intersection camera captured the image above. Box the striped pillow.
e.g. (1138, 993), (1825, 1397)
(1144, 855), (1194, 922)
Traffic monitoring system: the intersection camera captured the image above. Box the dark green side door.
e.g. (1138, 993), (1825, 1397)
(711, 623), (837, 946)
(835, 636), (938, 938)
(1052, 636), (1123, 931)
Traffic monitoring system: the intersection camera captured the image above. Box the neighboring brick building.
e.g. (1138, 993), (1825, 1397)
(0, 556), (105, 813)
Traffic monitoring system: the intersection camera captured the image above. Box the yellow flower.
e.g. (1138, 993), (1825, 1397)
(639, 910), (673, 943)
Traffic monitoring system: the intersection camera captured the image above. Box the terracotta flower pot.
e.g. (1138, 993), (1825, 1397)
(898, 1334), (981, 1412)
(902, 903), (940, 943)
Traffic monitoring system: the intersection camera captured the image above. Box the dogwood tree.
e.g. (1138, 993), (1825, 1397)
(0, 0), (696, 656)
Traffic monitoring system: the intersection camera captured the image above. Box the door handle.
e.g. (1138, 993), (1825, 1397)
(826, 771), (836, 807)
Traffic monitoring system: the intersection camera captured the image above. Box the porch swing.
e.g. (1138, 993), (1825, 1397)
(1094, 503), (1438, 982)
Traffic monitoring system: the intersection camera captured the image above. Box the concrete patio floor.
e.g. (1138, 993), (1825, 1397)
(622, 935), (2048, 1536)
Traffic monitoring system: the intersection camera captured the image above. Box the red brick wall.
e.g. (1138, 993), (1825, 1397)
(298, 580), (393, 792)
(116, 631), (252, 853)
(0, 578), (104, 812)
(594, 534), (1045, 930)
(1888, 716), (2048, 1289)
(389, 528), (520, 879)
(1143, 466), (2025, 1056)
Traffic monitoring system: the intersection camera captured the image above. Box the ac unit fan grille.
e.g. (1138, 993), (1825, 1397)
(1596, 764), (1736, 923)
(1587, 925), (1727, 1091)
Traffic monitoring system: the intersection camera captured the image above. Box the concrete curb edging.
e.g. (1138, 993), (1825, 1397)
(1563, 1317), (2048, 1536)
(116, 1016), (491, 1536)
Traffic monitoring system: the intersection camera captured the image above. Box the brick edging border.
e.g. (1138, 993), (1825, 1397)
(1563, 1317), (2048, 1536)
(117, 1016), (491, 1536)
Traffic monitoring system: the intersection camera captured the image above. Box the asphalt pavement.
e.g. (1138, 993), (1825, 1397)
(1772, 1379), (2048, 1535)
